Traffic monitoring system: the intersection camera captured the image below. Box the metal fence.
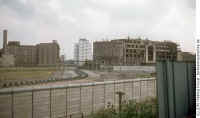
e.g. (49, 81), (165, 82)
(0, 78), (156, 118)
(156, 61), (195, 118)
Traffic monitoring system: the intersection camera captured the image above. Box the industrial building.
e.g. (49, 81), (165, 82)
(93, 37), (178, 66)
(74, 38), (92, 65)
(0, 30), (60, 67)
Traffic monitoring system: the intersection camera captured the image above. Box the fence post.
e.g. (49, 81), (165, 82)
(32, 91), (34, 118)
(80, 85), (82, 114)
(139, 80), (142, 102)
(66, 88), (68, 117)
(114, 80), (116, 106)
(116, 91), (125, 118)
(82, 112), (84, 118)
(150, 80), (152, 98)
(154, 79), (157, 97)
(152, 79), (154, 97)
(104, 83), (106, 108)
(132, 81), (134, 100)
(92, 83), (94, 114)
(11, 91), (14, 118)
(146, 80), (149, 98)
(123, 81), (125, 93)
(150, 80), (152, 97)
(50, 88), (52, 118)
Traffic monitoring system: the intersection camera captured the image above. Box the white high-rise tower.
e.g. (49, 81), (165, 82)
(74, 38), (92, 65)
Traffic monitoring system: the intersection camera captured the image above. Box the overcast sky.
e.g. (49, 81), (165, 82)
(0, 0), (195, 59)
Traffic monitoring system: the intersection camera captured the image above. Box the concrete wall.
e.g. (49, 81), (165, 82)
(157, 61), (195, 118)
(113, 66), (155, 73)
(0, 78), (156, 118)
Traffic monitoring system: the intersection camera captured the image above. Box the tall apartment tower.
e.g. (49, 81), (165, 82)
(3, 30), (7, 53)
(74, 38), (92, 65)
(74, 43), (79, 64)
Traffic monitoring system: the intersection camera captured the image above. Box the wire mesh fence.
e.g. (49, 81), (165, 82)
(0, 78), (156, 118)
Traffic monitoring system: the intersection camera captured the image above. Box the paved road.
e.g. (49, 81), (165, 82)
(52, 69), (77, 79)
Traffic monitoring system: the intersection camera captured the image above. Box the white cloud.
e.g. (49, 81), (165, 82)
(48, 0), (62, 11)
(19, 0), (27, 4)
(80, 8), (110, 33)
(60, 15), (77, 23)
(90, 0), (148, 8)
(148, 5), (195, 52)
(0, 0), (195, 58)
(197, 0), (200, 37)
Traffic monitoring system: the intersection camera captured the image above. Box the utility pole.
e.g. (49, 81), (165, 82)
(62, 54), (65, 77)
(95, 60), (97, 71)
(115, 91), (125, 118)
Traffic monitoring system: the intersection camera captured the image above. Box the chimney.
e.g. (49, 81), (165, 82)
(3, 30), (7, 53)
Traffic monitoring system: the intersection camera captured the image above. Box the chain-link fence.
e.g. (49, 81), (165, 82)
(0, 78), (156, 118)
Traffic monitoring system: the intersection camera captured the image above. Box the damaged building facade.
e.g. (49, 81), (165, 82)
(0, 30), (60, 67)
(93, 37), (178, 66)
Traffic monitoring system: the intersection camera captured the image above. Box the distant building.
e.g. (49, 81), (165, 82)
(7, 41), (38, 66)
(37, 40), (60, 66)
(3, 30), (7, 53)
(0, 30), (15, 67)
(0, 30), (60, 66)
(0, 53), (15, 67)
(93, 37), (178, 66)
(74, 38), (92, 65)
(0, 49), (2, 58)
(74, 43), (79, 64)
(60, 55), (65, 63)
(177, 51), (195, 61)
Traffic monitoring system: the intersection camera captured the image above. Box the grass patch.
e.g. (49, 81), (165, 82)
(135, 73), (154, 78)
(0, 67), (58, 72)
(0, 67), (58, 80)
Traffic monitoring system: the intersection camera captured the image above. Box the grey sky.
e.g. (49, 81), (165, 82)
(0, 0), (195, 59)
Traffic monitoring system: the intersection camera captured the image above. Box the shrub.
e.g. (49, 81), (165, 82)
(88, 98), (157, 118)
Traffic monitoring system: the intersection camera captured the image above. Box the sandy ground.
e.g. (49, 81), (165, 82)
(0, 68), (154, 90)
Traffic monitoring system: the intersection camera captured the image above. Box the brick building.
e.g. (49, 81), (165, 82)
(0, 30), (60, 66)
(37, 40), (60, 66)
(93, 37), (178, 65)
